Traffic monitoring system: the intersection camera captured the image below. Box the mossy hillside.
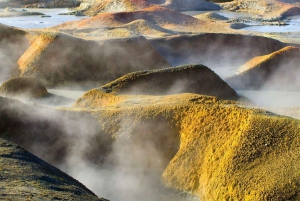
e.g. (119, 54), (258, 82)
(226, 46), (300, 90)
(73, 90), (300, 200)
(0, 76), (48, 98)
(18, 32), (170, 86)
(99, 64), (238, 100)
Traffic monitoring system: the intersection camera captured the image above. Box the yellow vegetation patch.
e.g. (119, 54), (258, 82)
(72, 90), (300, 200)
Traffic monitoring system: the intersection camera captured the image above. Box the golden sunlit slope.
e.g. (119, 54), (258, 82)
(1, 86), (300, 200)
(221, 0), (300, 17)
(0, 24), (29, 83)
(149, 33), (284, 67)
(97, 64), (238, 100)
(226, 46), (300, 90)
(0, 137), (104, 200)
(17, 32), (170, 86)
(72, 89), (300, 201)
(0, 76), (48, 98)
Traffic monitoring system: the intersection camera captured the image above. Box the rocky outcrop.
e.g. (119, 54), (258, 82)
(0, 76), (48, 98)
(98, 64), (238, 100)
(17, 32), (170, 87)
(226, 46), (300, 90)
(162, 0), (221, 11)
(0, 137), (103, 200)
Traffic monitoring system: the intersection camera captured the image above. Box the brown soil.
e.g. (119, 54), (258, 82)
(98, 64), (238, 100)
(226, 46), (300, 90)
(17, 32), (170, 87)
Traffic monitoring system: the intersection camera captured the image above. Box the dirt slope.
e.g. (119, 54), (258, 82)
(17, 32), (170, 87)
(226, 46), (300, 90)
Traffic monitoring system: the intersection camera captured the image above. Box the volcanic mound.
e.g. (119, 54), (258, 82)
(0, 76), (48, 98)
(226, 46), (300, 90)
(0, 137), (103, 200)
(98, 64), (238, 100)
(18, 32), (170, 86)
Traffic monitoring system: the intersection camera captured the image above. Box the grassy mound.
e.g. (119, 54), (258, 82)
(18, 32), (170, 87)
(0, 76), (48, 98)
(97, 64), (238, 100)
(226, 46), (300, 90)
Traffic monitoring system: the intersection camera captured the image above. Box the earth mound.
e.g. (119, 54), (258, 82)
(2, 89), (300, 200)
(226, 46), (300, 90)
(0, 76), (48, 98)
(162, 0), (221, 11)
(194, 12), (229, 21)
(220, 0), (300, 17)
(56, 6), (204, 30)
(0, 137), (104, 200)
(149, 33), (284, 68)
(17, 32), (170, 86)
(79, 0), (148, 16)
(0, 24), (29, 83)
(97, 64), (238, 100)
(73, 88), (300, 201)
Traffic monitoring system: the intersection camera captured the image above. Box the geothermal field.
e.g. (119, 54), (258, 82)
(1, 0), (300, 200)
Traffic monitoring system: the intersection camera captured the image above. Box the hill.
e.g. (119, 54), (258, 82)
(149, 33), (284, 69)
(0, 24), (29, 83)
(17, 32), (170, 87)
(226, 46), (300, 90)
(220, 0), (300, 17)
(97, 64), (238, 100)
